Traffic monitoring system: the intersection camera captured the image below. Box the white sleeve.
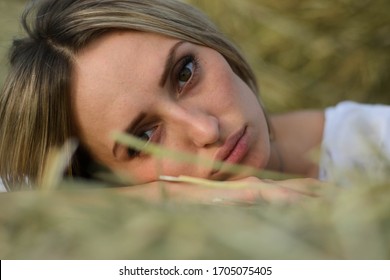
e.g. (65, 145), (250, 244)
(319, 101), (390, 186)
(0, 179), (6, 192)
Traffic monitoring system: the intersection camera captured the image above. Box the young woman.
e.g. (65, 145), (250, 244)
(0, 0), (388, 201)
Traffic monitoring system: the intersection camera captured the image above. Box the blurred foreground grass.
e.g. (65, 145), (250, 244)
(1, 178), (389, 259)
(1, 133), (390, 259)
(0, 0), (389, 259)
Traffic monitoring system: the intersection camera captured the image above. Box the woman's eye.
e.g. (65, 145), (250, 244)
(127, 129), (154, 158)
(177, 56), (196, 92)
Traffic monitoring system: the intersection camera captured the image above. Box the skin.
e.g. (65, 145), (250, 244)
(73, 31), (271, 183)
(72, 31), (325, 203)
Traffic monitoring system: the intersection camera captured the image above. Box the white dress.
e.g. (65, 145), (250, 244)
(319, 101), (390, 186)
(0, 179), (5, 192)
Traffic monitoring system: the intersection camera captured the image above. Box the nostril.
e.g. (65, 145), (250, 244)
(191, 114), (220, 147)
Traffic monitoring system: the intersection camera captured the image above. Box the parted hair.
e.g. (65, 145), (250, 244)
(0, 0), (260, 190)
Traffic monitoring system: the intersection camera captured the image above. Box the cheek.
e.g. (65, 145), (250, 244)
(203, 56), (258, 109)
(117, 158), (203, 184)
(199, 71), (239, 112)
(211, 72), (263, 125)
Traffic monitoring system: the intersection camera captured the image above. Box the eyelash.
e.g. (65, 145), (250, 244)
(126, 125), (159, 158)
(174, 54), (200, 94)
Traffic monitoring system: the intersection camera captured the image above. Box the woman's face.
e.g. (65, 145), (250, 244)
(72, 31), (270, 183)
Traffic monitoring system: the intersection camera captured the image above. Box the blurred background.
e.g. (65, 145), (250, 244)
(0, 0), (389, 260)
(0, 0), (389, 112)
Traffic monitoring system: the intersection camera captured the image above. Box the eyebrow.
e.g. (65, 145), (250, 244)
(159, 40), (186, 87)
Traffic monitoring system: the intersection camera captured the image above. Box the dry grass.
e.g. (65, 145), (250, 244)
(0, 0), (389, 259)
(1, 132), (389, 259)
(0, 176), (389, 259)
(188, 0), (390, 111)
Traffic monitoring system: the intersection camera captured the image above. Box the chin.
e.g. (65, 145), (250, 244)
(209, 159), (263, 181)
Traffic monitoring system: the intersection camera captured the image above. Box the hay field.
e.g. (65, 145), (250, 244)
(187, 0), (390, 111)
(0, 0), (389, 259)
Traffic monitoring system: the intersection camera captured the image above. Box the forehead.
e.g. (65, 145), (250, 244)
(74, 31), (176, 81)
(71, 31), (178, 159)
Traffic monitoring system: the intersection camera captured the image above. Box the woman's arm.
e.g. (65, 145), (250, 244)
(116, 176), (324, 205)
(268, 110), (325, 178)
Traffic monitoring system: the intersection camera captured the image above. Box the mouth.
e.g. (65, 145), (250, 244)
(211, 126), (249, 177)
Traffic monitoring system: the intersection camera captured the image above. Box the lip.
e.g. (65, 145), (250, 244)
(211, 126), (249, 176)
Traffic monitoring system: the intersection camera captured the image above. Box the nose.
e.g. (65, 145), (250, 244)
(168, 106), (220, 147)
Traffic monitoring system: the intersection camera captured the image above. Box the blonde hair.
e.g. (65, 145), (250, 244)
(0, 0), (260, 190)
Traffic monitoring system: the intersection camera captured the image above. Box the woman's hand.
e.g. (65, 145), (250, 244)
(116, 176), (325, 205)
